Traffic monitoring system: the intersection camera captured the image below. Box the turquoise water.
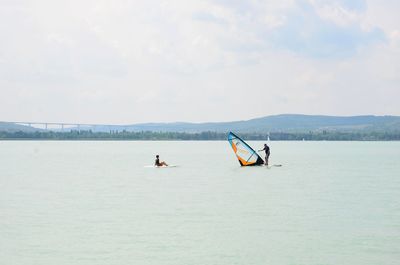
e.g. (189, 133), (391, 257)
(1, 141), (399, 265)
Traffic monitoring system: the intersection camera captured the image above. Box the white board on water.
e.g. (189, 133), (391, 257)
(144, 165), (179, 168)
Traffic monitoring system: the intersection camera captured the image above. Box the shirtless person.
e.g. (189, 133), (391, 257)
(155, 155), (168, 167)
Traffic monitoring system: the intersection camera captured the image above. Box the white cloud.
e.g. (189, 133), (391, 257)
(0, 0), (399, 123)
(310, 1), (363, 26)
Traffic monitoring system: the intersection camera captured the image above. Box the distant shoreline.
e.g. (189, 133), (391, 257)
(2, 139), (400, 142)
(1, 131), (399, 141)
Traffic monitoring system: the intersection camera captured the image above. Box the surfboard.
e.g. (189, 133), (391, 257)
(263, 164), (283, 169)
(269, 164), (282, 167)
(144, 165), (179, 168)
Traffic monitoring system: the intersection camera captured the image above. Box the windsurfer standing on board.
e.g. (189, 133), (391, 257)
(155, 155), (168, 167)
(259, 144), (270, 166)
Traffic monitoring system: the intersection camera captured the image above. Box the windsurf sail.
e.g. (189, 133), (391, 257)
(228, 132), (264, 166)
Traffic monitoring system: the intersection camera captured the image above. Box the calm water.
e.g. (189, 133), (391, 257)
(1, 141), (399, 265)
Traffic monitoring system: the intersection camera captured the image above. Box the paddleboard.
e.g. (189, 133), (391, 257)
(144, 165), (179, 168)
(263, 164), (283, 168)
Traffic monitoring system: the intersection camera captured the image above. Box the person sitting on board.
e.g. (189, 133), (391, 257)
(259, 144), (270, 166)
(155, 155), (168, 167)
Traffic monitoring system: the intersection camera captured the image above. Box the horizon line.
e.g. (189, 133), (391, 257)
(1, 113), (399, 127)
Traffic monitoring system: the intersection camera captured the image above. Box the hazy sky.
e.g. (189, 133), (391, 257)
(1, 0), (399, 123)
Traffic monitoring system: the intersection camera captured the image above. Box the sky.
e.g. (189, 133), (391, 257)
(0, 0), (399, 124)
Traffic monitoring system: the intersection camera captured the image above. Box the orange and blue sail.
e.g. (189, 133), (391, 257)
(228, 132), (264, 166)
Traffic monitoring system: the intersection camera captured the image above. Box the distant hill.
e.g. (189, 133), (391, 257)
(2, 115), (400, 133)
(86, 114), (400, 133)
(0, 122), (41, 132)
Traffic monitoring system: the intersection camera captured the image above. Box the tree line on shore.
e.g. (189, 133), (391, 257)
(1, 130), (400, 141)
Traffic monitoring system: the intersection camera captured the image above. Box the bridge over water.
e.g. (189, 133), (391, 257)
(3, 121), (129, 132)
